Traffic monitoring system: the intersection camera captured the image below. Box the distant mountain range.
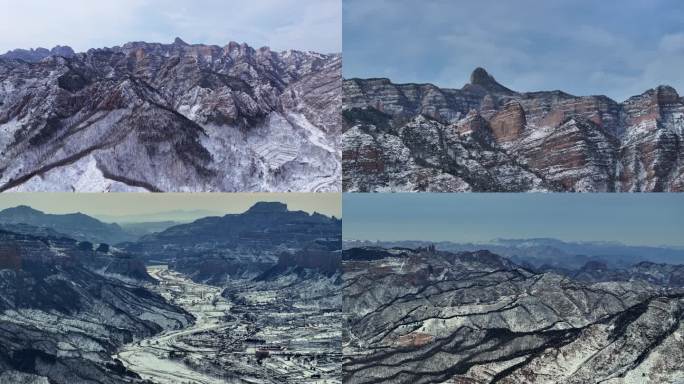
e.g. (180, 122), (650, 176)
(0, 205), (135, 244)
(343, 238), (684, 269)
(343, 246), (684, 383)
(0, 38), (341, 192)
(0, 45), (75, 61)
(343, 68), (684, 191)
(94, 209), (223, 223)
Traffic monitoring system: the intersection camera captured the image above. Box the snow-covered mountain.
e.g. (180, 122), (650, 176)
(343, 68), (684, 191)
(342, 246), (684, 383)
(0, 38), (341, 192)
(0, 203), (343, 383)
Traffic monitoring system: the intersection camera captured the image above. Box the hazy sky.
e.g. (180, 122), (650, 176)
(0, 193), (341, 221)
(344, 194), (684, 247)
(0, 0), (341, 53)
(343, 0), (684, 101)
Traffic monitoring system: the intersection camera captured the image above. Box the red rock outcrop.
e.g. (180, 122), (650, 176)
(489, 101), (526, 143)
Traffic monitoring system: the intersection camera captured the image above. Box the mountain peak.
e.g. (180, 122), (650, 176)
(0, 205), (44, 215)
(173, 37), (188, 46)
(50, 45), (75, 57)
(469, 67), (493, 84)
(468, 67), (515, 95)
(246, 201), (288, 214)
(654, 85), (680, 103)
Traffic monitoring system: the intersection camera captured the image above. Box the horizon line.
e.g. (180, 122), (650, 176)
(343, 238), (684, 249)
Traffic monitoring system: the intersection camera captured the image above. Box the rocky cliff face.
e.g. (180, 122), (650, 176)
(0, 227), (151, 282)
(124, 202), (342, 284)
(0, 38), (341, 192)
(258, 239), (342, 280)
(342, 247), (684, 383)
(343, 68), (684, 191)
(0, 229), (193, 384)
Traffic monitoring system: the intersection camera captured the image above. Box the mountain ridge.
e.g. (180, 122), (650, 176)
(0, 228), (193, 383)
(0, 205), (135, 244)
(343, 68), (684, 192)
(0, 45), (75, 62)
(122, 201), (342, 284)
(0, 38), (341, 192)
(343, 246), (684, 383)
(343, 238), (684, 269)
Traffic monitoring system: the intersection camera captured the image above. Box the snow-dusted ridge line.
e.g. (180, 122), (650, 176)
(0, 38), (341, 192)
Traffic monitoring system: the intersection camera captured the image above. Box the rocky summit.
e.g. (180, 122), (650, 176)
(0, 38), (341, 192)
(342, 246), (684, 383)
(343, 68), (684, 191)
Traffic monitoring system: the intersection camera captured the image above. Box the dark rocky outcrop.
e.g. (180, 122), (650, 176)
(260, 240), (343, 279)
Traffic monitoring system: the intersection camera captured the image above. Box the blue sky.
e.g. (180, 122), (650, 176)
(343, 194), (684, 247)
(343, 0), (684, 101)
(0, 0), (341, 53)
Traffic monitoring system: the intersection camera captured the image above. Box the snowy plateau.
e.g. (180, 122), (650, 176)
(0, 39), (341, 192)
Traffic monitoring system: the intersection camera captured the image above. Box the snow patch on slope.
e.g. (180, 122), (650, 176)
(0, 118), (21, 154)
(4, 154), (147, 192)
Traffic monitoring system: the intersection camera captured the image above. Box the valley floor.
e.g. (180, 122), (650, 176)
(115, 266), (230, 383)
(115, 266), (340, 383)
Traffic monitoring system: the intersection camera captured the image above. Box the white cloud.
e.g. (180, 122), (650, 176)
(0, 0), (340, 53)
